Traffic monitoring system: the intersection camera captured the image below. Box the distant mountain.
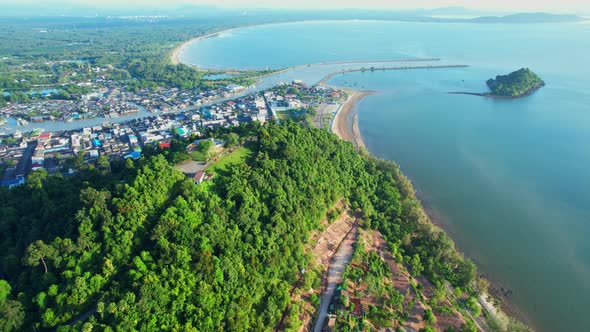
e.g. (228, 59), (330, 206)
(471, 13), (586, 23)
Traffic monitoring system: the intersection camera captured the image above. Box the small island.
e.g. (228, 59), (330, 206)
(450, 68), (545, 98)
(486, 68), (545, 97)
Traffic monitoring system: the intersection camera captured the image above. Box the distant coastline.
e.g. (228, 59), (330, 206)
(171, 16), (587, 66)
(170, 21), (447, 71)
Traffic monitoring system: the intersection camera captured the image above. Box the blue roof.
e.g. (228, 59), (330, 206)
(124, 151), (142, 160)
(1, 178), (25, 188)
(93, 139), (102, 147)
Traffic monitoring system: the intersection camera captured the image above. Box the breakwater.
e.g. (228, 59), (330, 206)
(318, 64), (470, 86)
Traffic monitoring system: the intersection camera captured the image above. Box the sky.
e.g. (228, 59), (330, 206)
(1, 0), (589, 15)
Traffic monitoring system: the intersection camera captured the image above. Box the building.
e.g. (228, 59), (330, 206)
(193, 171), (206, 184)
(128, 134), (138, 144)
(71, 134), (81, 148)
(38, 132), (52, 142)
(88, 150), (99, 159)
(31, 146), (45, 165)
(124, 151), (141, 160)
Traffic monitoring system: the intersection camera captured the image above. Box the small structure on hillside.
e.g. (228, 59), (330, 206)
(350, 298), (363, 318)
(193, 171), (206, 184)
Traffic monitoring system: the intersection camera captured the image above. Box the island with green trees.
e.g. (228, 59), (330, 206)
(486, 68), (545, 97)
(450, 68), (545, 98)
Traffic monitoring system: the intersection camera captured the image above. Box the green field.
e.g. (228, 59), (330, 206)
(204, 146), (252, 175)
(275, 110), (290, 120)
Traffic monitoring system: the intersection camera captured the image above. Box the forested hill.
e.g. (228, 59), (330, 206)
(0, 122), (477, 331)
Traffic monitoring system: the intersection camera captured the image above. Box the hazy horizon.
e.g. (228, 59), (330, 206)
(0, 0), (589, 16)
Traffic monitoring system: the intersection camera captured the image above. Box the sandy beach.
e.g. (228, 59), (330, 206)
(330, 90), (375, 149)
(170, 27), (247, 65)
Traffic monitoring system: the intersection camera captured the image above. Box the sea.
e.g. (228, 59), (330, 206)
(179, 20), (590, 331)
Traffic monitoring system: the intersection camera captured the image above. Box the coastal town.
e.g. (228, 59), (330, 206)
(0, 80), (345, 187)
(0, 64), (254, 124)
(1, 6), (569, 331)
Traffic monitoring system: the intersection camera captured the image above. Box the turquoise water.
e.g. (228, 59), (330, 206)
(180, 21), (590, 331)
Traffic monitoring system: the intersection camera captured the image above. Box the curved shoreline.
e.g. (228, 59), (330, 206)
(329, 86), (533, 329)
(329, 89), (375, 149)
(322, 68), (532, 328)
(171, 26), (247, 65)
(170, 21), (323, 66)
(170, 19), (446, 69)
(170, 20), (395, 66)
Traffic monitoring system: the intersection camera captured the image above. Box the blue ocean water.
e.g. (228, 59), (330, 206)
(183, 20), (590, 331)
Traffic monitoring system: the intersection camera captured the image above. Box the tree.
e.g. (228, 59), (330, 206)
(97, 155), (111, 172)
(224, 132), (240, 148)
(410, 254), (424, 277)
(26, 169), (48, 190)
(0, 300), (24, 331)
(423, 308), (436, 324)
(466, 297), (481, 317)
(475, 277), (490, 294)
(24, 240), (56, 274)
(0, 280), (10, 303)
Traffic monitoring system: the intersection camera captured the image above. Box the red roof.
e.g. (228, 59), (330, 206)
(160, 142), (171, 149)
(193, 171), (205, 181)
(351, 298), (362, 317)
(38, 132), (52, 140)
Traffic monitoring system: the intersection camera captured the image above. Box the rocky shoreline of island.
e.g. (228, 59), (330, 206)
(448, 81), (546, 99)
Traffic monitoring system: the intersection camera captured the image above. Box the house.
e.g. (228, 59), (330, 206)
(38, 132), (52, 142)
(31, 147), (45, 165)
(1, 176), (25, 188)
(88, 150), (99, 159)
(31, 163), (44, 171)
(124, 151), (141, 160)
(71, 134), (81, 148)
(159, 141), (171, 149)
(193, 171), (206, 184)
(176, 127), (190, 137)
